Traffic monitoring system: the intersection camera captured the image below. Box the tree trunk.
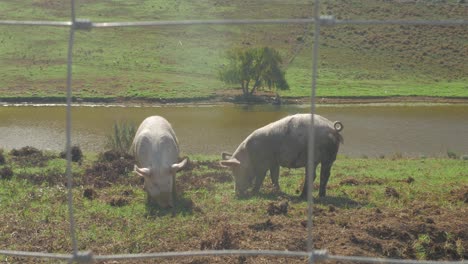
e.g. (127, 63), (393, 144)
(242, 80), (250, 97)
(249, 78), (261, 95)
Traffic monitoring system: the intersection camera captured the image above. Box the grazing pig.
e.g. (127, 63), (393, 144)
(220, 113), (343, 198)
(131, 116), (187, 208)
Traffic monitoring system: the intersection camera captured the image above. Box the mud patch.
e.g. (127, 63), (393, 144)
(266, 201), (289, 216)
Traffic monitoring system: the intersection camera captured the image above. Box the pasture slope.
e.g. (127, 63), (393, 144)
(0, 148), (467, 263)
(0, 0), (467, 103)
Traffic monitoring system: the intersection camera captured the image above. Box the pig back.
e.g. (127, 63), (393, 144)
(276, 115), (309, 168)
(276, 114), (338, 168)
(132, 116), (180, 168)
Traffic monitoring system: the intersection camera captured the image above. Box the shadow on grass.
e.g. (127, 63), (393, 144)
(145, 196), (199, 218)
(253, 190), (365, 209)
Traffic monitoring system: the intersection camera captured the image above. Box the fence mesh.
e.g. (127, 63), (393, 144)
(0, 0), (467, 263)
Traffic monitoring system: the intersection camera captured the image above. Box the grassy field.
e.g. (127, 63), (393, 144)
(0, 147), (467, 263)
(0, 0), (467, 103)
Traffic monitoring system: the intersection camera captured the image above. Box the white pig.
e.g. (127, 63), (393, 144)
(131, 116), (187, 208)
(220, 113), (343, 198)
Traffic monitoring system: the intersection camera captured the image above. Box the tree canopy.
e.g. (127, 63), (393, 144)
(218, 47), (289, 97)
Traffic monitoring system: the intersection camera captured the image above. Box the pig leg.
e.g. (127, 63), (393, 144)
(318, 161), (333, 197)
(300, 162), (318, 199)
(171, 174), (177, 205)
(270, 164), (280, 191)
(252, 168), (268, 194)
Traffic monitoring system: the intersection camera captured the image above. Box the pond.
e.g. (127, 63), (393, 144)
(0, 103), (467, 158)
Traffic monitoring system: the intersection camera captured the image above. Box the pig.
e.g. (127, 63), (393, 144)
(131, 116), (187, 208)
(220, 113), (343, 198)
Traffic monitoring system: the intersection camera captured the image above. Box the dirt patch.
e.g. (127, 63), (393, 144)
(83, 188), (98, 200)
(83, 150), (138, 188)
(384, 187), (400, 198)
(311, 204), (467, 261)
(10, 146), (53, 167)
(339, 176), (385, 186)
(177, 160), (232, 192)
(0, 167), (13, 180)
(266, 201), (289, 216)
(200, 225), (239, 250)
(104, 190), (134, 207)
(400, 176), (415, 184)
(59, 145), (83, 163)
(249, 219), (282, 232)
(15, 169), (71, 186)
(108, 196), (131, 207)
(449, 185), (468, 203)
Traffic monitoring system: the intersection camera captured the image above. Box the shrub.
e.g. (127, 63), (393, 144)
(106, 121), (136, 154)
(447, 150), (458, 159)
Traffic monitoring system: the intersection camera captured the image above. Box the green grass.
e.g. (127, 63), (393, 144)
(1, 149), (467, 262)
(0, 0), (467, 102)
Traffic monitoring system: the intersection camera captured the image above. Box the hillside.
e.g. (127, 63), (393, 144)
(0, 0), (466, 103)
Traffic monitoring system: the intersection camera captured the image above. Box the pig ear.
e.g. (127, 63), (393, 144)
(135, 166), (150, 177)
(171, 158), (188, 173)
(221, 152), (233, 160)
(220, 158), (241, 168)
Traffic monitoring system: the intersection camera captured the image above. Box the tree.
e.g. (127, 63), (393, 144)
(218, 47), (289, 98)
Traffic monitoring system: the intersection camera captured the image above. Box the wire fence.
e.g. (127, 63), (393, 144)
(0, 0), (467, 263)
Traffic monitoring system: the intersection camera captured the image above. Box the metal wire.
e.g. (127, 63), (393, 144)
(306, 0), (321, 263)
(327, 255), (468, 264)
(334, 19), (468, 26)
(0, 250), (71, 261)
(2, 249), (467, 264)
(1, 18), (467, 28)
(0, 20), (72, 27)
(1, 1), (467, 263)
(93, 249), (324, 261)
(65, 0), (79, 260)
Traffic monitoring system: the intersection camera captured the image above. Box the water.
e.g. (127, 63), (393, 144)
(0, 104), (467, 157)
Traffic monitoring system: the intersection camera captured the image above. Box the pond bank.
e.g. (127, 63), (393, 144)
(1, 95), (468, 107)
